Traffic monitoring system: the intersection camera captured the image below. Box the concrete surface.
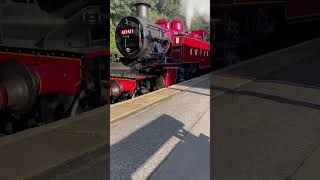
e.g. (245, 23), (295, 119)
(291, 146), (320, 180)
(149, 105), (210, 180)
(110, 77), (210, 180)
(39, 152), (108, 180)
(212, 38), (320, 180)
(0, 106), (108, 180)
(211, 38), (320, 99)
(110, 74), (209, 123)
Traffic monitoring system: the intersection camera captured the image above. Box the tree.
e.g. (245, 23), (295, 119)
(110, 0), (134, 24)
(191, 13), (210, 31)
(110, 18), (121, 56)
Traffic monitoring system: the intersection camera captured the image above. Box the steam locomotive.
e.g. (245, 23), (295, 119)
(110, 1), (210, 103)
(0, 0), (107, 133)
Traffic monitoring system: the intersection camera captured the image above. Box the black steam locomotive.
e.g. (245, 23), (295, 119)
(115, 2), (170, 67)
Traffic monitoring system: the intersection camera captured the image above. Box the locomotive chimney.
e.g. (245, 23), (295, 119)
(134, 0), (151, 19)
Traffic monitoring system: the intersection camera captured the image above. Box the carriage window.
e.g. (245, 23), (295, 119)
(190, 48), (193, 55)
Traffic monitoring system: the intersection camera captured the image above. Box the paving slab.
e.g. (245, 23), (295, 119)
(110, 79), (210, 180)
(149, 106), (210, 180)
(291, 146), (320, 180)
(211, 38), (320, 98)
(0, 106), (108, 180)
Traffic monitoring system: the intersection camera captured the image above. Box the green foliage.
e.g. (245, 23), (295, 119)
(149, 9), (167, 22)
(110, 18), (121, 56)
(110, 0), (134, 24)
(191, 14), (210, 31)
(155, 0), (184, 21)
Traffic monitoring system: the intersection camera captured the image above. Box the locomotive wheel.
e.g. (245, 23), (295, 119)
(70, 96), (84, 116)
(132, 90), (140, 98)
(4, 121), (13, 134)
(155, 76), (165, 90)
(27, 118), (37, 129)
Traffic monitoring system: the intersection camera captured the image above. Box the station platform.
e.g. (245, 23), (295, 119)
(212, 38), (320, 180)
(0, 106), (108, 180)
(110, 74), (210, 180)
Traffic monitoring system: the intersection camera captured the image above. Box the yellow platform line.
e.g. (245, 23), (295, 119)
(110, 74), (210, 123)
(210, 38), (320, 100)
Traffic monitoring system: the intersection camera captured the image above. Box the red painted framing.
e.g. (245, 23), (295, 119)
(211, 0), (320, 20)
(171, 34), (211, 69)
(0, 51), (82, 96)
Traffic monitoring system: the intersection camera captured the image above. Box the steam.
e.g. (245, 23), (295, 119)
(180, 0), (210, 30)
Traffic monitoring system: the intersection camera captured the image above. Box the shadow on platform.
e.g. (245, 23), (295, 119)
(149, 133), (210, 180)
(110, 114), (209, 180)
